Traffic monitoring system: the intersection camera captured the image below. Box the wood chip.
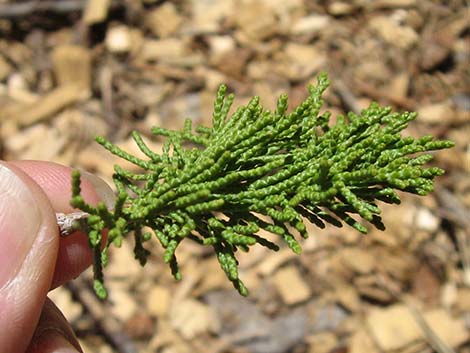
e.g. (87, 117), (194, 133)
(366, 304), (422, 351)
(51, 45), (92, 91)
(369, 16), (419, 50)
(328, 2), (356, 16)
(367, 304), (469, 351)
(54, 109), (108, 145)
(306, 332), (338, 353)
(257, 248), (297, 276)
(5, 84), (88, 126)
(357, 284), (394, 304)
(6, 72), (38, 104)
(455, 287), (470, 311)
(2, 2), (466, 352)
(170, 299), (220, 339)
(414, 207), (440, 232)
(189, 0), (234, 33)
(424, 309), (469, 348)
(146, 285), (171, 317)
(140, 38), (186, 62)
(106, 241), (145, 281)
(105, 25), (133, 54)
(291, 15), (330, 36)
(108, 288), (138, 322)
(274, 265), (311, 305)
(418, 102), (454, 124)
(387, 72), (410, 100)
(281, 43), (325, 81)
(339, 248), (376, 275)
(82, 0), (111, 24)
(236, 0), (278, 41)
(440, 282), (458, 309)
(145, 3), (182, 38)
(212, 47), (252, 79)
(349, 327), (379, 353)
(334, 285), (361, 312)
(3, 123), (66, 160)
(207, 35), (236, 61)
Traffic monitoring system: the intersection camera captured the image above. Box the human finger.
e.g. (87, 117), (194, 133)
(25, 298), (83, 353)
(8, 160), (114, 288)
(0, 162), (58, 353)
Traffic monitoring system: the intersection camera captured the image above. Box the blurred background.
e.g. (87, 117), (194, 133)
(0, 0), (469, 352)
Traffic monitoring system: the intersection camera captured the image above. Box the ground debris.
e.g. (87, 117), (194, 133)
(0, 1), (468, 352)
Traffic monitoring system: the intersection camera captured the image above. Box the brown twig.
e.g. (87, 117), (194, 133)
(98, 64), (120, 132)
(435, 187), (470, 286)
(67, 276), (137, 353)
(56, 211), (89, 237)
(332, 80), (362, 115)
(435, 187), (470, 229)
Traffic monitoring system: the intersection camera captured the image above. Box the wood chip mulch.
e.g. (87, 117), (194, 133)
(0, 1), (469, 352)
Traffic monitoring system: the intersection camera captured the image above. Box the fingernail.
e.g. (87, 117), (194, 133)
(80, 170), (116, 209)
(0, 164), (41, 287)
(33, 330), (81, 353)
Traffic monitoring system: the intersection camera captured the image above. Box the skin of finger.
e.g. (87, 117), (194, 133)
(0, 163), (59, 353)
(26, 298), (83, 353)
(9, 161), (100, 212)
(9, 161), (102, 288)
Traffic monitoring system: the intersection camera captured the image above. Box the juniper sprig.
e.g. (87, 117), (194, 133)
(70, 73), (454, 298)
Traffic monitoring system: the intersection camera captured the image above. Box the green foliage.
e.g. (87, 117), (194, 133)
(70, 73), (454, 299)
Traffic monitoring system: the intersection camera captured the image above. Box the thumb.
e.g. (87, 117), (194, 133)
(0, 162), (59, 353)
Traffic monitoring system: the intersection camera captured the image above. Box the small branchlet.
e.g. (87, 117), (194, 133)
(70, 73), (454, 298)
